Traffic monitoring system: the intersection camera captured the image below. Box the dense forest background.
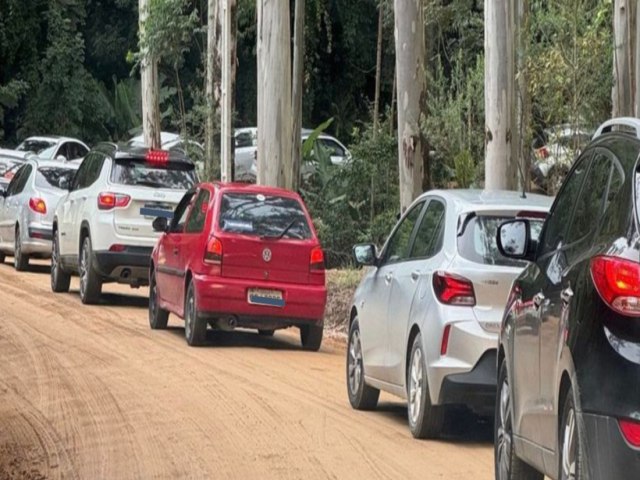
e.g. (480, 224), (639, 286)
(0, 0), (614, 265)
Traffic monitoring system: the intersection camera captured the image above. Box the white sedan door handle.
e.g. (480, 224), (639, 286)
(411, 270), (421, 281)
(384, 272), (393, 284)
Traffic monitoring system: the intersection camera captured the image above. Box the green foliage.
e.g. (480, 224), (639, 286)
(303, 121), (398, 267)
(0, 80), (28, 141)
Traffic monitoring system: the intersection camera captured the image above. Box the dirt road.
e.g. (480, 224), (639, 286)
(0, 260), (494, 479)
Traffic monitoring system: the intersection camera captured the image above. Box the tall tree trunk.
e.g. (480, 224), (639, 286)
(614, 0), (636, 117)
(636, 0), (640, 116)
(205, 0), (221, 180)
(257, 0), (293, 188)
(516, 0), (531, 192)
(230, 0), (237, 182)
(292, 0), (305, 192)
(373, 4), (384, 132)
(139, 0), (161, 149)
(484, 0), (516, 191)
(220, 0), (236, 182)
(394, 0), (426, 212)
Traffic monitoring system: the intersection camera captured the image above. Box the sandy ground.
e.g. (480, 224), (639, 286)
(0, 260), (494, 479)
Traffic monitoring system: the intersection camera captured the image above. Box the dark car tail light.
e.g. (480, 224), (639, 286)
(619, 418), (640, 447)
(29, 197), (47, 214)
(204, 236), (223, 264)
(433, 271), (476, 306)
(310, 246), (324, 272)
(590, 256), (640, 317)
(98, 192), (131, 210)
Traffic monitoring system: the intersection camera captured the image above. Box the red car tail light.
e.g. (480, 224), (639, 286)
(98, 192), (131, 210)
(204, 236), (223, 264)
(310, 246), (324, 272)
(109, 244), (126, 252)
(619, 418), (640, 447)
(433, 271), (476, 306)
(590, 256), (640, 316)
(535, 146), (550, 159)
(440, 324), (452, 356)
(29, 197), (47, 214)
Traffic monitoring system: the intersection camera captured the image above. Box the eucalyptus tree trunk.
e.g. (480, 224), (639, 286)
(373, 4), (384, 131)
(636, 0), (640, 116)
(257, 0), (292, 188)
(394, 0), (426, 212)
(613, 0), (636, 117)
(484, 0), (517, 191)
(139, 0), (161, 149)
(205, 0), (221, 179)
(292, 0), (305, 191)
(516, 0), (531, 192)
(220, 0), (236, 182)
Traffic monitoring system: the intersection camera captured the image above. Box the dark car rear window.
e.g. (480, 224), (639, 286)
(35, 167), (76, 190)
(110, 158), (196, 190)
(219, 192), (312, 239)
(457, 215), (544, 267)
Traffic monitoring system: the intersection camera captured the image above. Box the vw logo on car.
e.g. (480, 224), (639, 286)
(262, 247), (272, 262)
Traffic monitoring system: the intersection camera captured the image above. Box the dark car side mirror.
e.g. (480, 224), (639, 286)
(152, 216), (169, 233)
(497, 219), (535, 262)
(353, 243), (378, 267)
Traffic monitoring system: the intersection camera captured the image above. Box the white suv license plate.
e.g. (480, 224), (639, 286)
(247, 289), (285, 308)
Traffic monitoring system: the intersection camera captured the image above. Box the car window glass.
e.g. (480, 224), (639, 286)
(383, 201), (425, 264)
(69, 143), (88, 160)
(566, 153), (611, 244)
(540, 154), (591, 255)
(171, 191), (196, 233)
(86, 154), (104, 186)
(185, 189), (211, 234)
(318, 139), (346, 157)
(72, 154), (92, 190)
(56, 143), (69, 160)
(6, 165), (29, 196)
(13, 164), (32, 194)
(411, 200), (445, 259)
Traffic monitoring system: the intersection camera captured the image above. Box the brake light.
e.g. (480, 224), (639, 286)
(29, 197), (47, 214)
(516, 210), (547, 219)
(98, 192), (131, 210)
(433, 271), (476, 306)
(536, 146), (550, 159)
(590, 256), (640, 316)
(310, 246), (324, 272)
(619, 418), (640, 447)
(440, 324), (452, 356)
(204, 236), (223, 264)
(146, 150), (169, 165)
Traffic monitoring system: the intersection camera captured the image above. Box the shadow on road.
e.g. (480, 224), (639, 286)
(374, 402), (494, 444)
(164, 327), (304, 351)
(0, 259), (50, 275)
(64, 289), (150, 308)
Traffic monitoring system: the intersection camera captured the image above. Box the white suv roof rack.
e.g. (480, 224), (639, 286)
(593, 117), (640, 140)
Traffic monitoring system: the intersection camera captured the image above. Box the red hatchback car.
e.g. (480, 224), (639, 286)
(149, 182), (327, 350)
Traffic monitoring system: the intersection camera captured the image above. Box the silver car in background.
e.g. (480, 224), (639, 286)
(0, 159), (78, 270)
(346, 189), (552, 439)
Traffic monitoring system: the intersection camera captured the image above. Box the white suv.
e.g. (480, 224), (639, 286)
(50, 143), (197, 304)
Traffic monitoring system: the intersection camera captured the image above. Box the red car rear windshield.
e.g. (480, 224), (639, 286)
(219, 192), (312, 240)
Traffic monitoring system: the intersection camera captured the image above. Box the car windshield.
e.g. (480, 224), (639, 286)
(457, 215), (544, 267)
(110, 158), (197, 189)
(219, 192), (312, 239)
(16, 139), (56, 155)
(35, 167), (76, 190)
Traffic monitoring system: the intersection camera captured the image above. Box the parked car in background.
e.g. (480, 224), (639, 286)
(243, 127), (352, 182)
(50, 144), (197, 304)
(346, 189), (552, 439)
(0, 148), (29, 192)
(0, 159), (78, 270)
(16, 135), (89, 162)
(532, 124), (593, 194)
(149, 183), (327, 349)
(127, 132), (205, 173)
(495, 118), (640, 480)
(234, 127), (257, 181)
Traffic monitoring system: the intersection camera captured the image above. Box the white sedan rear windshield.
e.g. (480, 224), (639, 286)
(219, 192), (312, 239)
(457, 215), (543, 267)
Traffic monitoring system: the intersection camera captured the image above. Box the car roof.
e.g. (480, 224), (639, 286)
(424, 189), (553, 212)
(0, 148), (31, 160)
(206, 181), (301, 199)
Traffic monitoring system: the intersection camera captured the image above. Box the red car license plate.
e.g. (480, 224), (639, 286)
(247, 288), (285, 308)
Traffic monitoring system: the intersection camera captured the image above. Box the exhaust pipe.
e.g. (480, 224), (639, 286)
(217, 316), (237, 331)
(121, 268), (131, 279)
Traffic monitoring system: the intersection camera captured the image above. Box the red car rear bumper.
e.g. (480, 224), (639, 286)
(193, 273), (327, 323)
